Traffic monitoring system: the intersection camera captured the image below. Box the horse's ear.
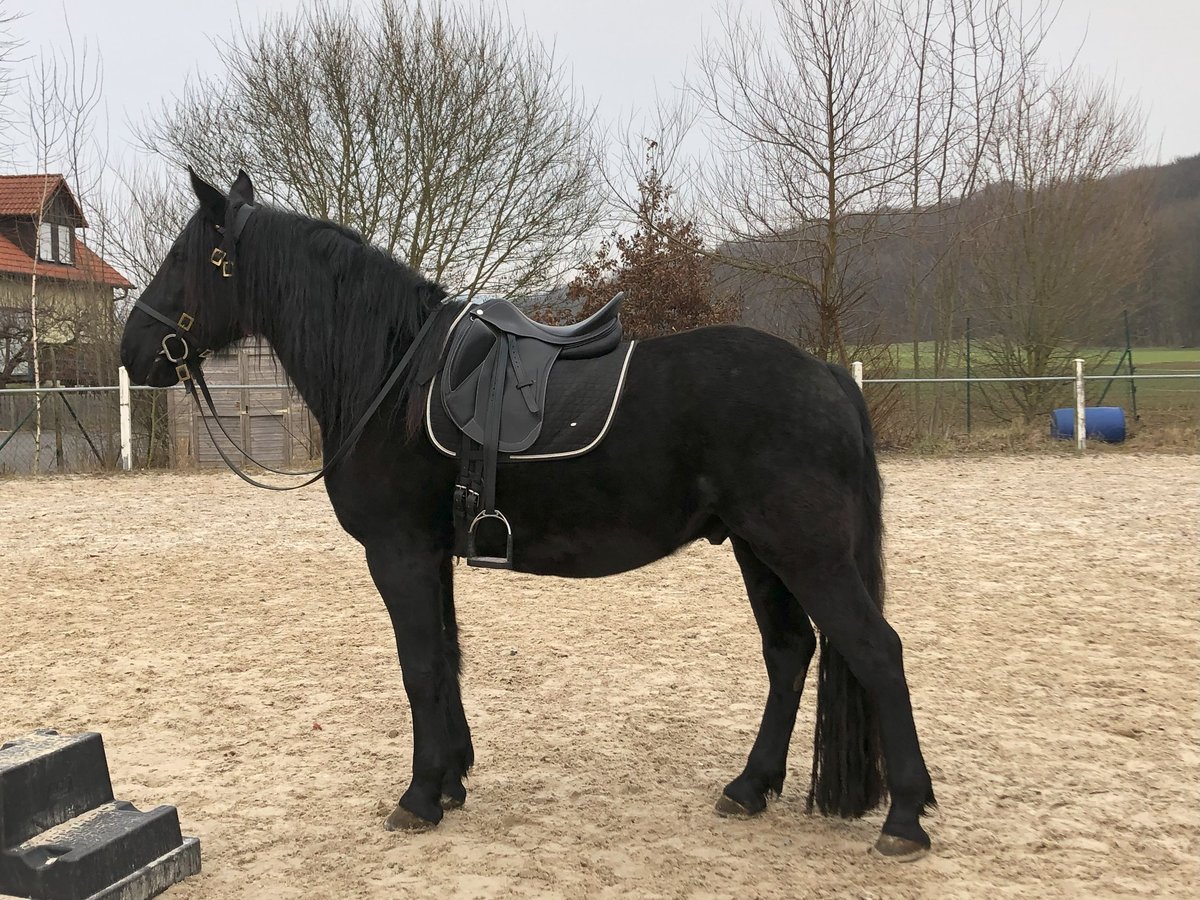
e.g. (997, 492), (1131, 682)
(230, 169), (255, 205)
(189, 166), (226, 224)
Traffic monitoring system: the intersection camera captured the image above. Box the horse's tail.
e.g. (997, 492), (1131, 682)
(806, 363), (888, 818)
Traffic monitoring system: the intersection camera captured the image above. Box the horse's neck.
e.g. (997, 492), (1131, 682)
(244, 257), (421, 438)
(247, 276), (337, 431)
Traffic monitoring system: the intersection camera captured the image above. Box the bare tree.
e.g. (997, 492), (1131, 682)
(691, 0), (918, 365)
(969, 72), (1150, 421)
(18, 26), (107, 470)
(889, 0), (1060, 435)
(98, 163), (191, 294)
(0, 304), (30, 388)
(140, 0), (604, 300)
(0, 1), (22, 159)
(687, 1), (1065, 363)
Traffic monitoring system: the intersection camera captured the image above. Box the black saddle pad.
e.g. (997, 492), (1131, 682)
(426, 342), (636, 461)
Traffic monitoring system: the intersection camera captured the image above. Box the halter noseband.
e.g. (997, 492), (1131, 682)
(134, 199), (256, 382)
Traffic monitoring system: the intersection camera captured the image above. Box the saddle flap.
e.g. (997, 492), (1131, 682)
(444, 316), (496, 392)
(441, 323), (560, 454)
(434, 295), (633, 567)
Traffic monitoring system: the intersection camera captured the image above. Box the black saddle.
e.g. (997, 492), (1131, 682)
(467, 291), (624, 348)
(438, 293), (627, 568)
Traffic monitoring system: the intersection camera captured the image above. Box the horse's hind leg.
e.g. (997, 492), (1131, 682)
(771, 552), (934, 857)
(717, 536), (817, 817)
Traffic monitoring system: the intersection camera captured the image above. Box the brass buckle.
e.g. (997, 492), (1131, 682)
(211, 248), (233, 278)
(176, 363), (191, 381)
(177, 312), (194, 331)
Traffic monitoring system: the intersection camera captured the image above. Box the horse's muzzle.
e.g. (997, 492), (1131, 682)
(143, 354), (183, 388)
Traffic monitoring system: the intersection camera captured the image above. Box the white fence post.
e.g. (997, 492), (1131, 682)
(851, 361), (863, 390)
(118, 366), (133, 471)
(1073, 358), (1086, 453)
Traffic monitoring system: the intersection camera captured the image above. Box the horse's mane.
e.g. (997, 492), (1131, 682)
(196, 205), (461, 442)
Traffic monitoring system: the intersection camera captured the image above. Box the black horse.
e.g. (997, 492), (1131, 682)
(120, 171), (935, 859)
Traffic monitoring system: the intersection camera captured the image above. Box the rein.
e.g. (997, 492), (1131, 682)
(134, 203), (440, 491)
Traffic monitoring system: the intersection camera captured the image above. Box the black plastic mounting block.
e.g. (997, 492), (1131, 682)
(0, 730), (200, 900)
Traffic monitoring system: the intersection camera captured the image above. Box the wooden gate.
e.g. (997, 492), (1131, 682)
(168, 340), (318, 468)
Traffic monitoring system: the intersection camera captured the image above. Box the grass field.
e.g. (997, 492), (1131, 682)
(865, 345), (1198, 448)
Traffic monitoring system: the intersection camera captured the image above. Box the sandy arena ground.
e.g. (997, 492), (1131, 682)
(2, 455), (1197, 899)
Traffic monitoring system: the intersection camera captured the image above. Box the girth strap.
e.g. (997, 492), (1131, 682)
(481, 337), (510, 514)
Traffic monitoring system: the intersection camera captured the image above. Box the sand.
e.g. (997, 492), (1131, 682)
(2, 455), (1197, 899)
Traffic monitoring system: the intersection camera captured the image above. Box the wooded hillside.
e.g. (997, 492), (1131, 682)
(734, 153), (1200, 349)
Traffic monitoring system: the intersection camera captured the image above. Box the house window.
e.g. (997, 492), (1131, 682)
(36, 222), (75, 265)
(57, 224), (74, 264)
(38, 222), (53, 261)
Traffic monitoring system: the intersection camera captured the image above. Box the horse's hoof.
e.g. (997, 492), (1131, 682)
(439, 793), (464, 810)
(714, 794), (758, 818)
(384, 804), (438, 832)
(871, 834), (930, 862)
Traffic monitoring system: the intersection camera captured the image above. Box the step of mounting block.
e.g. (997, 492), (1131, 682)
(3, 802), (200, 900)
(0, 731), (200, 900)
(0, 731), (114, 849)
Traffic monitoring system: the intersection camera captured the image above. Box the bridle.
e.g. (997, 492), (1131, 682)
(133, 200), (255, 383)
(133, 200), (440, 491)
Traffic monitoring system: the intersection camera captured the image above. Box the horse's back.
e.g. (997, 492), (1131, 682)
(618, 325), (865, 461)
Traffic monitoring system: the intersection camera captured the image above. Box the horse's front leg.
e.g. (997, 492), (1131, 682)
(365, 540), (453, 830)
(437, 552), (474, 809)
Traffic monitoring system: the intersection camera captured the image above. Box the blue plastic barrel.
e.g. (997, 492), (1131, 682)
(1049, 406), (1126, 442)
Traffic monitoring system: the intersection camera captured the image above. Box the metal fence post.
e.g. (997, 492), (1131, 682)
(119, 366), (133, 471)
(1073, 358), (1086, 453)
(852, 361), (863, 390)
(965, 317), (972, 434)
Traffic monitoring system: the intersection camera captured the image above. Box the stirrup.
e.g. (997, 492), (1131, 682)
(466, 510), (514, 570)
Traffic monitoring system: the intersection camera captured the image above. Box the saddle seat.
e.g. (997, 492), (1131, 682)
(465, 291), (624, 356)
(439, 293), (627, 569)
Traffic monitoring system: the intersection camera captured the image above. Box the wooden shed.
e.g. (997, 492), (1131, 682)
(168, 340), (319, 468)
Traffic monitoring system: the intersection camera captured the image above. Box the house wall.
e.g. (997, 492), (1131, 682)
(0, 276), (120, 384)
(0, 277), (26, 316)
(0, 277), (114, 339)
(1, 274), (113, 307)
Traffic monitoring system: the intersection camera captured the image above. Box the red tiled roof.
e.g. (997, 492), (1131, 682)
(0, 174), (88, 225)
(0, 231), (132, 289)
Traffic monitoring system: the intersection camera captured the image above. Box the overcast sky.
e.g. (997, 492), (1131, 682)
(6, 0), (1199, 168)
